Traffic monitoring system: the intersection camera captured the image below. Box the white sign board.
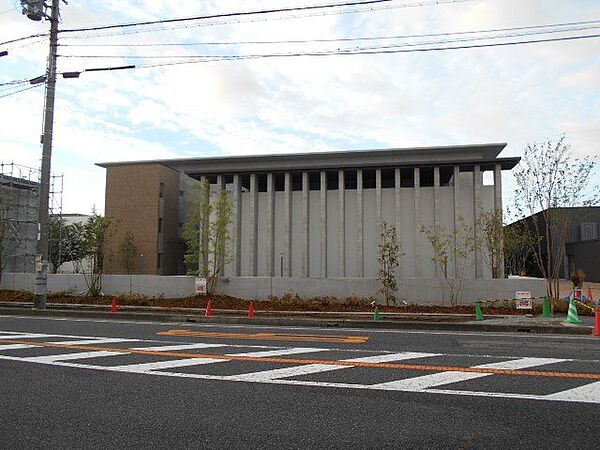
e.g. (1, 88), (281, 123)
(515, 291), (532, 309)
(194, 277), (207, 295)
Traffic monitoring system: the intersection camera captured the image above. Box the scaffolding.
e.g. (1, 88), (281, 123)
(0, 162), (63, 274)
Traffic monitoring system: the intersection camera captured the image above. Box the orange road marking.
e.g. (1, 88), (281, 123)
(156, 329), (370, 344)
(1, 337), (598, 380)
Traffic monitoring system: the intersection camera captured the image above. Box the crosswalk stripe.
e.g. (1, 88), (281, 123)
(226, 364), (341, 381)
(344, 352), (440, 363)
(0, 344), (35, 351)
(372, 357), (568, 390)
(0, 334), (55, 340)
(25, 351), (124, 362)
(112, 358), (224, 372)
(545, 381), (600, 403)
(50, 338), (140, 346)
(131, 343), (227, 352)
(225, 351), (437, 381)
(226, 347), (328, 358)
(475, 357), (567, 370)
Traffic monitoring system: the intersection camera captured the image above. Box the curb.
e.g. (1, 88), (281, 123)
(0, 306), (594, 336)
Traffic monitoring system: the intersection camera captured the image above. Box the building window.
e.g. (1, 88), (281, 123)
(159, 182), (164, 198)
(400, 168), (414, 187)
(344, 170), (357, 189)
(420, 167), (434, 187)
(158, 218), (163, 234)
(179, 190), (184, 197)
(381, 169), (395, 188)
(157, 253), (162, 271)
(580, 223), (598, 241)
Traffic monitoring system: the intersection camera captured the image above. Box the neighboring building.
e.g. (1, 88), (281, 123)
(506, 207), (600, 282)
(0, 170), (39, 274)
(98, 143), (518, 281)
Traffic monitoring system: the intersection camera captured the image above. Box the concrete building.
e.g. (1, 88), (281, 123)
(99, 144), (519, 288)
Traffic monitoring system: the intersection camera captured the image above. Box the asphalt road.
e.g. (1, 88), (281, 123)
(1, 314), (599, 449)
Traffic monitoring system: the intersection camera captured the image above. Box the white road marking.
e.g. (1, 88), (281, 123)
(343, 352), (440, 363)
(111, 358), (224, 372)
(475, 357), (567, 369)
(0, 353), (598, 404)
(49, 338), (141, 346)
(25, 351), (124, 362)
(225, 351), (437, 382)
(373, 357), (569, 391)
(0, 333), (55, 340)
(225, 364), (341, 381)
(131, 343), (227, 352)
(545, 381), (600, 403)
(0, 344), (34, 351)
(226, 347), (328, 358)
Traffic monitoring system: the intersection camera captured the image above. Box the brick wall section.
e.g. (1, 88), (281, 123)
(104, 164), (181, 275)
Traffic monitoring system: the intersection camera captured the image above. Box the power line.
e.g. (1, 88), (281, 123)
(56, 29), (600, 60)
(59, 0), (412, 33)
(0, 83), (42, 99)
(130, 32), (600, 68)
(57, 19), (600, 48)
(58, 0), (470, 38)
(0, 32), (49, 47)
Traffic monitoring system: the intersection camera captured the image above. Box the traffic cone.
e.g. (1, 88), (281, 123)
(542, 296), (552, 318)
(565, 299), (582, 324)
(373, 306), (381, 321)
(204, 298), (213, 317)
(593, 308), (600, 337)
(474, 302), (484, 321)
(111, 296), (118, 313)
(248, 301), (255, 319)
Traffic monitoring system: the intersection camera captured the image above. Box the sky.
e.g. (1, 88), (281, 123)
(1, 0), (599, 216)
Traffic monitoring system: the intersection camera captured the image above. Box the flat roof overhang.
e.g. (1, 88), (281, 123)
(97, 143), (519, 175)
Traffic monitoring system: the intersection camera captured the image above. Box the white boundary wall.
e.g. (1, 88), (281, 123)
(1, 273), (545, 305)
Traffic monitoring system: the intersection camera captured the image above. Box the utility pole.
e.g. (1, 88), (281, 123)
(21, 0), (60, 309)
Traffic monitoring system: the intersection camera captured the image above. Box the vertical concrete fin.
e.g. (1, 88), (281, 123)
(302, 171), (310, 277)
(320, 171), (327, 278)
(338, 170), (345, 277)
(357, 169), (364, 278)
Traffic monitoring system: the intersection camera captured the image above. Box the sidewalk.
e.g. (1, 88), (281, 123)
(0, 301), (596, 335)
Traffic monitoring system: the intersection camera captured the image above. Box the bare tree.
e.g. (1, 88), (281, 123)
(183, 180), (233, 294)
(421, 217), (475, 306)
(377, 220), (402, 306)
(119, 231), (137, 275)
(478, 210), (504, 278)
(512, 136), (598, 305)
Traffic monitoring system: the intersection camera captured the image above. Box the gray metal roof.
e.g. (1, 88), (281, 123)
(97, 143), (519, 174)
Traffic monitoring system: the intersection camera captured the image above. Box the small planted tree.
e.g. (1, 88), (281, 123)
(377, 220), (402, 306)
(183, 179), (232, 294)
(503, 220), (533, 276)
(80, 214), (114, 296)
(421, 217), (475, 306)
(119, 231), (137, 275)
(478, 210), (504, 278)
